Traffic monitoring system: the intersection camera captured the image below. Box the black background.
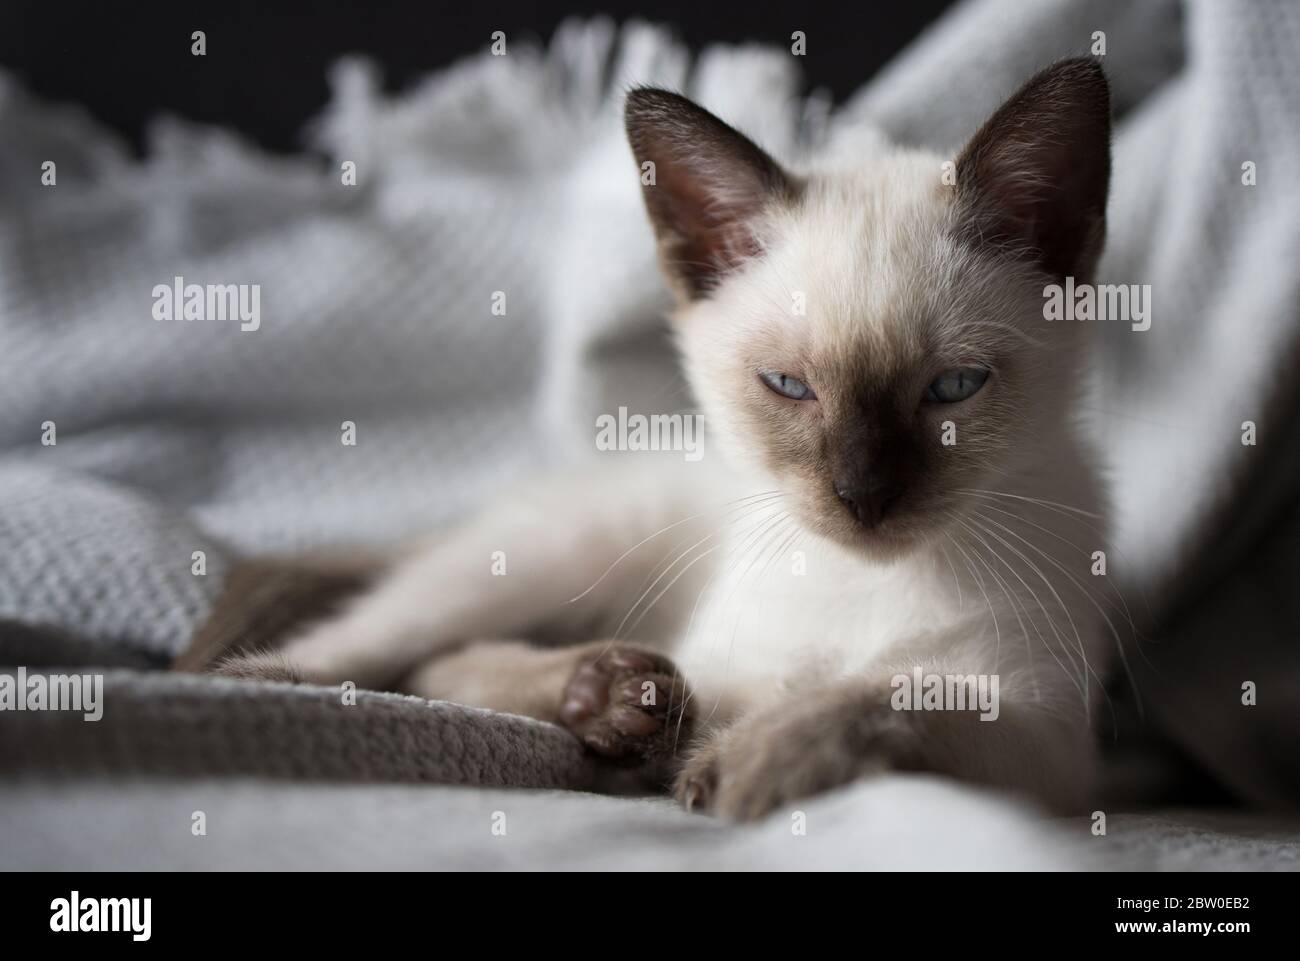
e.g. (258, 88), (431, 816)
(6, 872), (1278, 943)
(0, 0), (953, 155)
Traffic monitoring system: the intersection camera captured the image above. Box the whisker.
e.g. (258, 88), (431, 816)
(955, 487), (1102, 520)
(953, 514), (1088, 712)
(970, 508), (1143, 719)
(612, 498), (789, 642)
(622, 544), (721, 641)
(939, 521), (1006, 676)
(567, 490), (784, 604)
(967, 513), (1089, 682)
(968, 498), (1155, 640)
(970, 501), (1147, 642)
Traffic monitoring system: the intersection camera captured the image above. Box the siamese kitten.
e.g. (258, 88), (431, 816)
(219, 58), (1114, 820)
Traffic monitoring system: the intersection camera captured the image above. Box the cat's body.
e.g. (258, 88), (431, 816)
(215, 58), (1117, 819)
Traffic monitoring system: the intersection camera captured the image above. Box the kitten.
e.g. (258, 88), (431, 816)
(216, 58), (1114, 820)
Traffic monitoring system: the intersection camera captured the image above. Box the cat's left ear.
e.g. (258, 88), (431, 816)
(625, 88), (798, 301)
(955, 58), (1111, 282)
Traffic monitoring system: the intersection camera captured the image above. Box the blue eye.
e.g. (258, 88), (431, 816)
(759, 370), (816, 400)
(926, 367), (989, 403)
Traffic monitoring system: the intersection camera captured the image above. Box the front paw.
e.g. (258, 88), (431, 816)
(676, 689), (923, 821)
(559, 644), (693, 764)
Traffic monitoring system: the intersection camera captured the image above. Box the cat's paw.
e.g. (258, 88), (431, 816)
(675, 689), (921, 821)
(559, 644), (693, 763)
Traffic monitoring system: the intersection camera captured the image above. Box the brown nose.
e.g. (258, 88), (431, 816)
(835, 476), (903, 528)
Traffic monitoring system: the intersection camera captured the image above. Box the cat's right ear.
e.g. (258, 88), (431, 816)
(625, 88), (797, 301)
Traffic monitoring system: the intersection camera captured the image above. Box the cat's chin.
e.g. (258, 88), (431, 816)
(806, 515), (930, 565)
(847, 531), (927, 564)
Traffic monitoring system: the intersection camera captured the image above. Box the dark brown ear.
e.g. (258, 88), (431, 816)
(956, 58), (1111, 281)
(625, 88), (798, 300)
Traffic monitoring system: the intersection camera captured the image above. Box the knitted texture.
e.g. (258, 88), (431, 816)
(3, 4), (1297, 658)
(0, 466), (228, 659)
(0, 669), (611, 791)
(0, 20), (813, 658)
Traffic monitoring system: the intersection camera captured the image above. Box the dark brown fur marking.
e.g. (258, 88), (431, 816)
(173, 553), (383, 675)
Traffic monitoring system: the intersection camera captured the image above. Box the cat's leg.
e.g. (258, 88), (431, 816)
(677, 662), (1094, 820)
(398, 639), (694, 764)
(272, 461), (716, 690)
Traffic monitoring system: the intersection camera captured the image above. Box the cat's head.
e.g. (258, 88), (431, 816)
(626, 58), (1110, 558)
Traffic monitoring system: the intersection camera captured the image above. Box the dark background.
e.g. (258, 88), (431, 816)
(0, 0), (953, 155)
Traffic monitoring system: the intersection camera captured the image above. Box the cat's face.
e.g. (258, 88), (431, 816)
(627, 59), (1110, 558)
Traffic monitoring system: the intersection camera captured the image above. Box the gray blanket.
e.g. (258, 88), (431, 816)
(4, 666), (1300, 870)
(3, 0), (1300, 870)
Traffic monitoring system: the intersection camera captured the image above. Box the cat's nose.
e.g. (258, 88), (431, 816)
(835, 477), (902, 528)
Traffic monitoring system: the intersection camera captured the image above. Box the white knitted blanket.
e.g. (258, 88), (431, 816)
(0, 0), (1291, 649)
(2, 0), (1299, 868)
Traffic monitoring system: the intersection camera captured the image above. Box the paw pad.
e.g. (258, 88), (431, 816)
(559, 645), (691, 762)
